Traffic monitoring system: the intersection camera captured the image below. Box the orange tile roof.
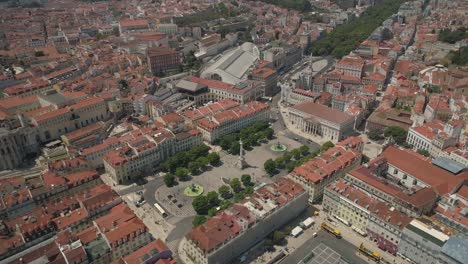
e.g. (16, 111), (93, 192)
(382, 146), (468, 195)
(77, 226), (99, 245)
(122, 239), (171, 264)
(52, 207), (88, 230)
(0, 95), (37, 110)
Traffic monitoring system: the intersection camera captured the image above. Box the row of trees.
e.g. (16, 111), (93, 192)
(163, 145), (221, 187)
(438, 27), (468, 44)
(219, 121), (274, 154)
(309, 0), (405, 58)
(367, 126), (408, 145)
(264, 142), (335, 175)
(192, 175), (255, 226)
(446, 47), (468, 66)
(174, 3), (239, 26)
(252, 0), (312, 12)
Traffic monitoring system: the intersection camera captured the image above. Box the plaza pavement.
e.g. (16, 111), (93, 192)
(155, 137), (304, 217)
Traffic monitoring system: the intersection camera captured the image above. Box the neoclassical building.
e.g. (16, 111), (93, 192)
(288, 102), (355, 143)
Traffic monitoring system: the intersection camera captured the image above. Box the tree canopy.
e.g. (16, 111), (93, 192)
(310, 0), (405, 58)
(438, 27), (468, 44)
(252, 0), (312, 12)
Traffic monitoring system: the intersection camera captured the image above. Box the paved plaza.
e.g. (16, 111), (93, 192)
(155, 136), (305, 217)
(304, 243), (350, 264)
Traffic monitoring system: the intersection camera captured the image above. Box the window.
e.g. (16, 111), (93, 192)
(393, 169), (398, 174)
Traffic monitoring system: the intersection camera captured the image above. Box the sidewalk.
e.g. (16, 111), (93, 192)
(326, 213), (410, 264)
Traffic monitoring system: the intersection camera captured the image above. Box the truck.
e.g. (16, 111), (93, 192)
(300, 217), (315, 229)
(358, 243), (381, 262)
(321, 222), (341, 238)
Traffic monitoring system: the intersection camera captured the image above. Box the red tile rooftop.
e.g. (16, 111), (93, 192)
(456, 185), (468, 201)
(77, 226), (99, 245)
(95, 203), (135, 232)
(0, 95), (38, 109)
(52, 207), (89, 230)
(188, 76), (235, 91)
(147, 46), (178, 56)
(105, 217), (147, 247)
(120, 19), (149, 27)
(251, 67), (276, 78)
(0, 234), (24, 256)
(81, 136), (121, 156)
(293, 88), (319, 98)
(382, 146), (468, 195)
(122, 239), (171, 264)
(65, 170), (99, 186)
(6, 241), (63, 264)
(291, 101), (354, 124)
(63, 122), (105, 141)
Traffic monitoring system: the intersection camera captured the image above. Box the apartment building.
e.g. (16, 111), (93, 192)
(406, 119), (463, 158)
(288, 137), (363, 202)
(31, 97), (110, 142)
(147, 47), (181, 75)
(250, 67), (278, 96)
(324, 180), (412, 255)
(335, 54), (365, 79)
(183, 177), (308, 264)
(343, 146), (467, 217)
(399, 219), (449, 264)
(175, 77), (262, 105)
(103, 126), (202, 184)
(185, 100), (270, 143)
(94, 204), (152, 260)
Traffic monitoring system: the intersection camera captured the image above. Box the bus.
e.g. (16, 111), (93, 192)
(358, 243), (381, 262)
(154, 202), (168, 218)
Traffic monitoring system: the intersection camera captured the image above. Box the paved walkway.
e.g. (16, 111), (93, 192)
(154, 139), (303, 217)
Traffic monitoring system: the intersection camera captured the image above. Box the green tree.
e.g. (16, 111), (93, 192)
(368, 129), (384, 141)
(220, 134), (237, 150)
(241, 174), (253, 187)
(264, 127), (274, 140)
(234, 192), (245, 202)
(291, 148), (302, 160)
(286, 161), (297, 172)
(272, 231), (286, 245)
(321, 141), (335, 151)
(175, 167), (190, 181)
(384, 126), (407, 145)
(163, 173), (176, 187)
(417, 149), (431, 157)
(219, 200), (232, 210)
(275, 156), (285, 169)
(196, 156), (209, 168)
(299, 145), (309, 155)
(192, 196), (209, 215)
(230, 178), (242, 193)
(206, 191), (220, 207)
(283, 152), (292, 163)
(218, 185), (232, 199)
(361, 155), (370, 164)
(208, 207), (218, 217)
(264, 159), (277, 175)
(192, 215), (206, 226)
(244, 186), (254, 195)
(229, 141), (240, 155)
(207, 152), (221, 166)
(264, 239), (275, 251)
(188, 161), (201, 175)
